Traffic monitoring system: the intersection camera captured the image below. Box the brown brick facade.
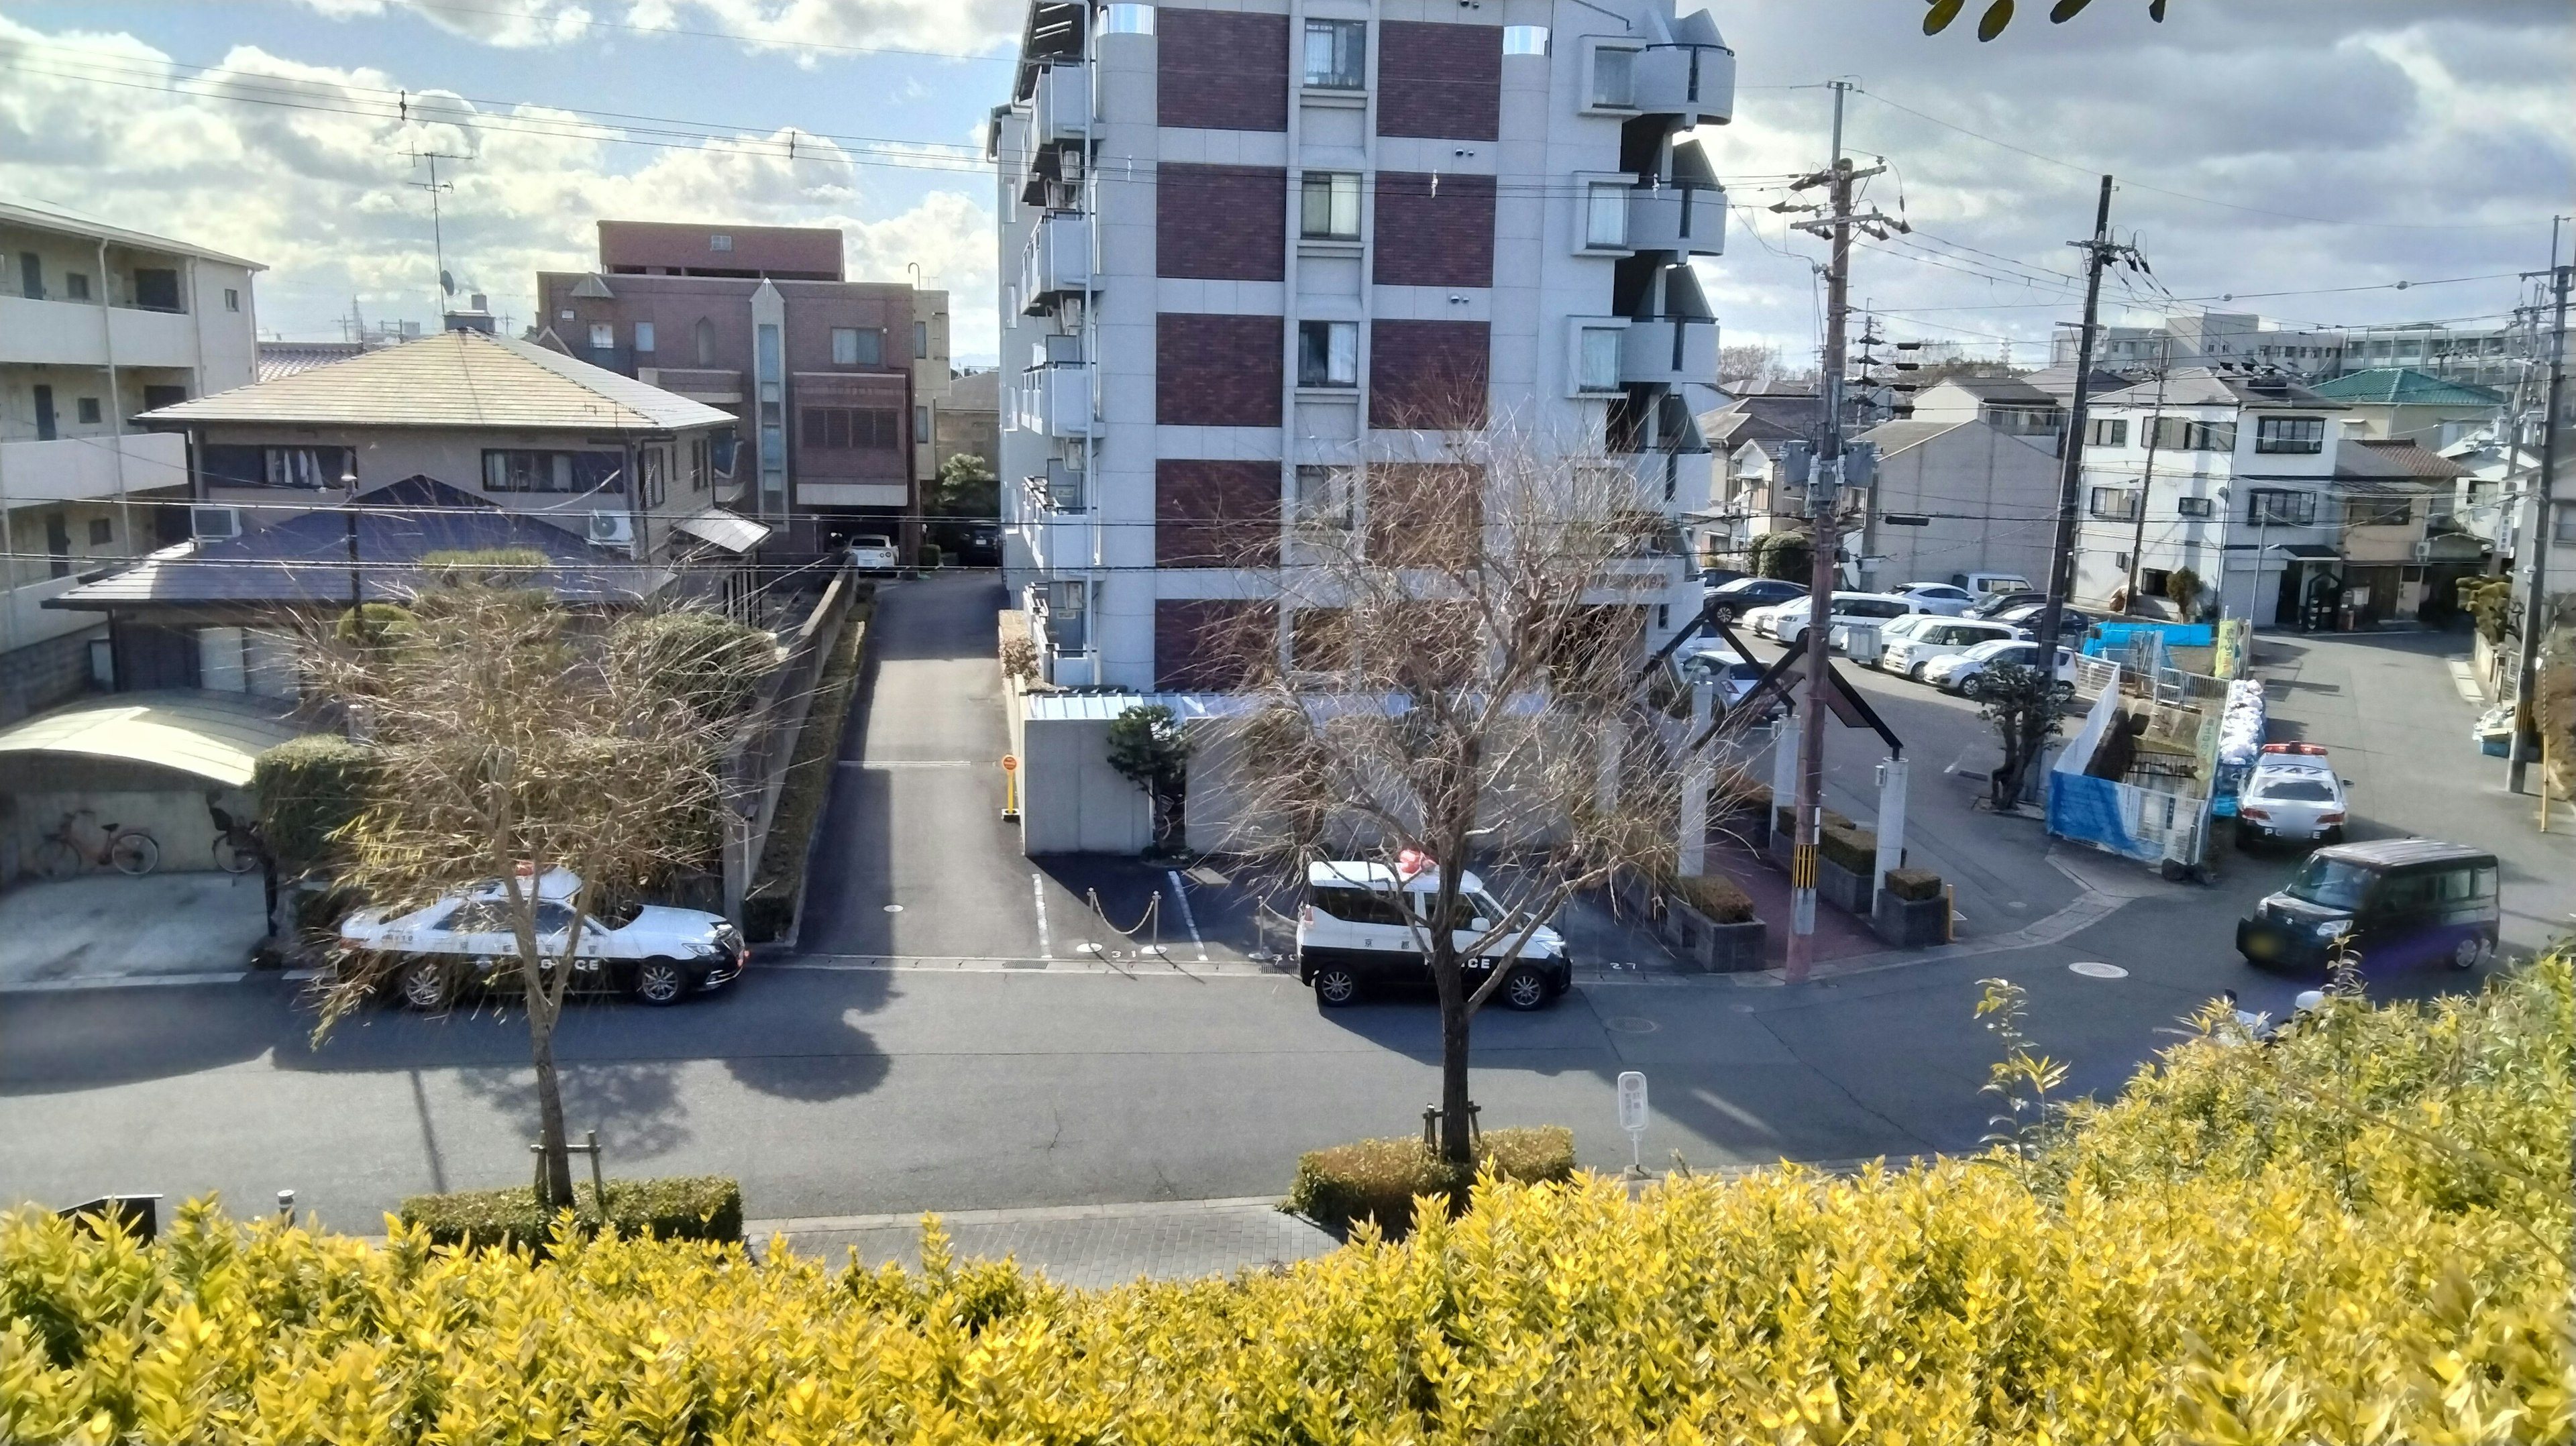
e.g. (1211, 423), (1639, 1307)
(1375, 21), (1501, 141)
(1156, 459), (1282, 567)
(1157, 164), (1287, 281)
(1158, 10), (1289, 131)
(1155, 598), (1279, 692)
(1157, 313), (1285, 426)
(1372, 172), (1495, 288)
(1368, 320), (1489, 429)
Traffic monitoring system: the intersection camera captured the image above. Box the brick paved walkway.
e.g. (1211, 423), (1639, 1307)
(749, 1197), (1341, 1288)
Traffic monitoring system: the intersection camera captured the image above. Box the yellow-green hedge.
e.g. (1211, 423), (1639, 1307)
(3, 953), (2567, 1444)
(1284, 1126), (1577, 1234)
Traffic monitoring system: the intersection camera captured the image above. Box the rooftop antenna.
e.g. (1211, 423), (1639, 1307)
(403, 129), (470, 318)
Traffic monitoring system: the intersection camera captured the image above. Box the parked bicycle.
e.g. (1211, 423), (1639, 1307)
(35, 810), (160, 879)
(207, 799), (265, 876)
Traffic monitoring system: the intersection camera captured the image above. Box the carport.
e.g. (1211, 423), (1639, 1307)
(0, 689), (308, 882)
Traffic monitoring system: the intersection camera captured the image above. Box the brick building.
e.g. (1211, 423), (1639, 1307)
(993, 0), (1732, 688)
(535, 221), (951, 556)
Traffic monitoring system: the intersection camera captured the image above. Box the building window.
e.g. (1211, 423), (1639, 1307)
(2245, 488), (2316, 526)
(2342, 496), (2411, 529)
(914, 404), (930, 439)
(1577, 325), (1624, 393)
(641, 448), (667, 506)
(133, 268), (181, 311)
(634, 321), (656, 353)
(19, 252), (41, 299)
(2088, 486), (2140, 520)
(76, 397), (102, 425)
(914, 319), (929, 359)
(224, 287), (241, 312)
(2149, 416), (2236, 451)
(1503, 25), (1549, 56)
(1589, 46), (1638, 107)
(1300, 172), (1362, 240)
(1293, 464), (1356, 532)
(482, 449), (625, 494)
(800, 406), (901, 449)
(589, 323), (614, 350)
(1297, 320), (1358, 388)
(2555, 504), (2576, 544)
(2255, 415), (2326, 454)
(2084, 417), (2129, 448)
(65, 272), (91, 301)
(694, 317), (718, 366)
(831, 327), (884, 366)
(1303, 19), (1366, 89)
(709, 233), (734, 252)
(1099, 3), (1152, 35)
(691, 435), (711, 492)
(2177, 495), (2212, 518)
(89, 517), (113, 546)
(201, 445), (354, 490)
(1584, 181), (1630, 249)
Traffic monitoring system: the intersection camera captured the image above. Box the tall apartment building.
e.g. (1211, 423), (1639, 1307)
(535, 221), (951, 555)
(994, 0), (1731, 689)
(0, 203), (262, 722)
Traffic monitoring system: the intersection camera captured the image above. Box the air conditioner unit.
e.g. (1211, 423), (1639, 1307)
(587, 510), (637, 548)
(189, 505), (242, 542)
(2411, 539), (2432, 563)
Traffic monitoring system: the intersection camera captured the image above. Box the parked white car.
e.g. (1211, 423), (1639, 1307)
(1754, 592), (1929, 646)
(2235, 743), (2349, 848)
(1670, 641), (1777, 720)
(1953, 571), (2037, 603)
(1295, 860), (1570, 1010)
(1924, 638), (2076, 696)
(1888, 581), (1978, 616)
(1878, 618), (2026, 681)
(339, 869), (747, 1010)
(846, 535), (901, 574)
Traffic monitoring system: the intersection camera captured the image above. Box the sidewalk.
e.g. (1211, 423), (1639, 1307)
(749, 1197), (1340, 1287)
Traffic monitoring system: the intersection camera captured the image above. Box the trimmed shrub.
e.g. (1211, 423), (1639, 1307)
(1818, 820), (1878, 875)
(1673, 873), (1756, 924)
(917, 543), (944, 569)
(398, 1175), (743, 1252)
(1285, 1126), (1577, 1235)
(252, 734), (377, 875)
(1883, 867), (1944, 902)
(1774, 803), (1854, 839)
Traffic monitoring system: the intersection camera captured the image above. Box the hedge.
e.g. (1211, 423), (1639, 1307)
(1672, 873), (1756, 924)
(3, 952), (2566, 1443)
(1283, 1126), (1577, 1235)
(396, 1176), (744, 1253)
(1883, 867), (1944, 902)
(250, 733), (377, 875)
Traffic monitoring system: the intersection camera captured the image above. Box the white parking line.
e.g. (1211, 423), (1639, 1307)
(1166, 869), (1210, 962)
(1031, 873), (1053, 960)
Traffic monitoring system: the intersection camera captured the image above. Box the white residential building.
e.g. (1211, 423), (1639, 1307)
(0, 203), (262, 722)
(992, 0), (1731, 689)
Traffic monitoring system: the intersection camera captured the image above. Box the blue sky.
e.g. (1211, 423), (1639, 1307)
(2, 1), (2567, 370)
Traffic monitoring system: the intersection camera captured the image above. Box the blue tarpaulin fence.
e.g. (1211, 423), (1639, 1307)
(2084, 622), (2214, 659)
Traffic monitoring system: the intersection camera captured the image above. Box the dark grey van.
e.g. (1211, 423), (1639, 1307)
(2235, 838), (2500, 975)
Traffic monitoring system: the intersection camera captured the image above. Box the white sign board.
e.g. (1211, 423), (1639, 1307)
(1616, 1071), (1648, 1133)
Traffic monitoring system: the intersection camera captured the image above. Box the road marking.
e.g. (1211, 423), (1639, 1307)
(0, 971), (252, 994)
(2069, 960), (2129, 979)
(1165, 869), (1210, 962)
(1031, 873), (1053, 960)
(846, 760), (981, 770)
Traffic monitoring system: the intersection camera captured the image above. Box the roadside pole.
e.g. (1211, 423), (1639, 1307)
(2507, 235), (2567, 795)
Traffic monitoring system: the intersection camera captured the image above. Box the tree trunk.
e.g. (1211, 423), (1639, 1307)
(524, 979), (576, 1209)
(1432, 934), (1474, 1167)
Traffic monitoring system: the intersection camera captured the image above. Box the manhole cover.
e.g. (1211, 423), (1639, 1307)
(1603, 1016), (1658, 1034)
(2068, 960), (2128, 979)
(882, 903), (904, 913)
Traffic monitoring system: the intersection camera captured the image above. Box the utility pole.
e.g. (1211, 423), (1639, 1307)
(2006, 175), (2141, 807)
(2508, 221), (2567, 794)
(2123, 333), (2174, 615)
(1778, 80), (1902, 981)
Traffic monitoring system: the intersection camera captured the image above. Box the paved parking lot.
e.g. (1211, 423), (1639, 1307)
(0, 873), (270, 989)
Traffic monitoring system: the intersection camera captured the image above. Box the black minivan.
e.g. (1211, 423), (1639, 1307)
(2236, 838), (2500, 975)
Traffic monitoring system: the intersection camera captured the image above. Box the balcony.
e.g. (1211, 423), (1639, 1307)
(1625, 447), (1714, 510)
(0, 433), (189, 504)
(636, 367), (744, 404)
(0, 294), (201, 370)
(1621, 318), (1718, 388)
(1021, 211), (1092, 313)
(1632, 43), (1733, 126)
(3, 571), (101, 653)
(1627, 182), (1725, 258)
(1033, 62), (1091, 144)
(1022, 362), (1095, 439)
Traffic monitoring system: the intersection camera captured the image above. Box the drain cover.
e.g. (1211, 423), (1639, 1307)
(882, 903), (904, 913)
(1603, 1016), (1659, 1034)
(2068, 960), (2128, 979)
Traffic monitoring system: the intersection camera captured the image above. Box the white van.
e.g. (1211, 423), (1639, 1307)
(1296, 860), (1570, 1010)
(1754, 592), (1930, 646)
(1951, 571), (2037, 602)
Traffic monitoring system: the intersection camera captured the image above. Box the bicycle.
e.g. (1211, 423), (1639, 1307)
(208, 800), (264, 876)
(35, 810), (160, 880)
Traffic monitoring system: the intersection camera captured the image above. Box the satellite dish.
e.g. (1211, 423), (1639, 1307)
(439, 270), (457, 296)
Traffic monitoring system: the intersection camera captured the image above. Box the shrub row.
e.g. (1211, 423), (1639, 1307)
(1284, 1126), (1576, 1235)
(1672, 873), (1756, 924)
(396, 1175), (743, 1252)
(1883, 866), (1945, 902)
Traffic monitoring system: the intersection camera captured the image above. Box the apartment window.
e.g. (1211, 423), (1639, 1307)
(2245, 488), (2316, 526)
(132, 268), (181, 311)
(2084, 417), (2129, 447)
(1577, 325), (1623, 394)
(1045, 578), (1088, 651)
(1099, 3), (1153, 35)
(1301, 171), (1362, 240)
(709, 233), (734, 252)
(634, 321), (656, 353)
(2089, 487), (2140, 520)
(2343, 496), (2411, 529)
(89, 517), (113, 546)
(224, 287), (241, 313)
(2141, 567), (2172, 598)
(694, 317), (718, 366)
(2255, 415), (2326, 454)
(831, 327), (884, 366)
(2150, 416), (2236, 451)
(800, 406), (900, 449)
(1584, 181), (1630, 249)
(17, 252), (38, 299)
(76, 398), (102, 425)
(2554, 504), (2576, 544)
(201, 445), (356, 490)
(482, 449), (624, 494)
(1293, 464), (1356, 532)
(913, 319), (930, 359)
(66, 272), (91, 301)
(914, 404), (930, 440)
(1589, 46), (1638, 107)
(1303, 19), (1366, 89)
(1503, 25), (1549, 56)
(1298, 320), (1358, 388)
(588, 323), (614, 350)
(2176, 495), (2212, 518)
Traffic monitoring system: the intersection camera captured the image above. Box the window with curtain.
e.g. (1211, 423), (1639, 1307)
(2255, 415), (2325, 454)
(1578, 326), (1623, 392)
(1301, 172), (1362, 239)
(1590, 46), (1636, 107)
(1303, 19), (1364, 88)
(1585, 182), (1630, 249)
(1298, 321), (1358, 388)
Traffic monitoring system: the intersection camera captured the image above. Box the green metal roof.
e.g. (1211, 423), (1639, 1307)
(2310, 368), (2505, 408)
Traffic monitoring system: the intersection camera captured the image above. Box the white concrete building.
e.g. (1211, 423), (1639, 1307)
(992, 0), (1729, 689)
(2053, 309), (2524, 391)
(1851, 414), (2058, 593)
(0, 204), (262, 722)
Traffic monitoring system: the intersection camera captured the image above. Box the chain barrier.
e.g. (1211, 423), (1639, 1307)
(1079, 888), (1167, 960)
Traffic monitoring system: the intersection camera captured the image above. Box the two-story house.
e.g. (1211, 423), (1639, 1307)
(0, 203), (262, 722)
(1693, 389), (1816, 565)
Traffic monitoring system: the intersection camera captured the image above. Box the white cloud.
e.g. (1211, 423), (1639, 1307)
(292, 0), (1021, 58)
(0, 11), (998, 353)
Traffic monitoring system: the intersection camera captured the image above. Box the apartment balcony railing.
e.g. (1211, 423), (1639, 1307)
(1021, 211), (1092, 313)
(1633, 42), (1733, 127)
(0, 293), (201, 370)
(636, 366), (745, 404)
(1627, 182), (1726, 258)
(1021, 362), (1096, 439)
(0, 432), (189, 504)
(1621, 318), (1718, 388)
(1033, 62), (1091, 145)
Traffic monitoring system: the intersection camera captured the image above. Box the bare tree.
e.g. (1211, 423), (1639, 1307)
(1717, 342), (1781, 394)
(1213, 429), (1689, 1166)
(313, 574), (764, 1205)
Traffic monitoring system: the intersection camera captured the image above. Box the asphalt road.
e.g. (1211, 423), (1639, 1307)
(2, 597), (2560, 1230)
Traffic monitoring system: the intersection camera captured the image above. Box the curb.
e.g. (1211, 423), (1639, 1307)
(749, 1195), (1294, 1236)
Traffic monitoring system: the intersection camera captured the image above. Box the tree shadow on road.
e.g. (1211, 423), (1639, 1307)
(453, 1060), (692, 1163)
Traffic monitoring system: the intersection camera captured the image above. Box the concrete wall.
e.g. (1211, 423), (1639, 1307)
(1018, 714), (1154, 854)
(0, 764), (256, 882)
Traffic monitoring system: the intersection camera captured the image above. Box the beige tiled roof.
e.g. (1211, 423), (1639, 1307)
(140, 330), (735, 433)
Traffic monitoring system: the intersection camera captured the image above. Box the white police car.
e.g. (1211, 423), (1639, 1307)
(339, 868), (746, 1010)
(1296, 857), (1570, 1010)
(2235, 742), (2349, 848)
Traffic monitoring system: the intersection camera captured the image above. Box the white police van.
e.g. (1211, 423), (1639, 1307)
(1295, 858), (1571, 1010)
